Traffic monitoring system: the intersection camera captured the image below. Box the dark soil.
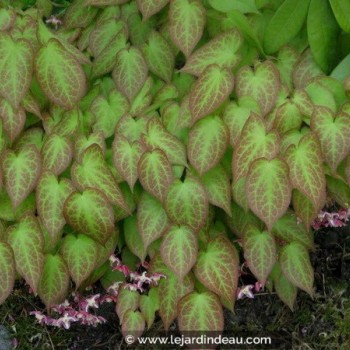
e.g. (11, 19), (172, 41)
(1, 225), (350, 350)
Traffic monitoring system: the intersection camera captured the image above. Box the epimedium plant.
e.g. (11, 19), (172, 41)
(0, 0), (350, 339)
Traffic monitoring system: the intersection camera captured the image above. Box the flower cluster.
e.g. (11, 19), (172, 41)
(312, 208), (350, 230)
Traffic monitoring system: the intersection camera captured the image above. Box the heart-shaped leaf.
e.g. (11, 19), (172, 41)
(0, 33), (33, 107)
(292, 189), (319, 228)
(0, 99), (26, 142)
(137, 0), (169, 20)
(121, 310), (145, 340)
(243, 226), (277, 285)
(236, 61), (280, 116)
(194, 235), (239, 310)
(189, 64), (234, 123)
(160, 224), (198, 280)
(7, 215), (44, 294)
(138, 149), (174, 202)
(35, 39), (87, 109)
(168, 0), (205, 57)
(116, 287), (140, 323)
(2, 145), (41, 208)
(74, 132), (106, 162)
(140, 288), (159, 329)
(64, 188), (115, 245)
(246, 157), (292, 230)
(165, 176), (208, 231)
(0, 242), (15, 305)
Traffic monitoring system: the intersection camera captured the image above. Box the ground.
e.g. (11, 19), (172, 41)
(0, 225), (349, 350)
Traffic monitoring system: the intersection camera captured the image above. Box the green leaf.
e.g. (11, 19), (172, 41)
(95, 228), (119, 269)
(141, 117), (187, 166)
(0, 99), (26, 142)
(326, 175), (350, 208)
(112, 47), (148, 102)
(42, 134), (73, 176)
(236, 61), (280, 116)
(178, 291), (224, 331)
(209, 0), (258, 13)
(330, 54), (350, 81)
(168, 0), (206, 57)
(188, 115), (229, 175)
(74, 132), (106, 162)
(37, 171), (75, 247)
(7, 215), (44, 294)
(330, 0), (350, 32)
(121, 310), (145, 340)
(271, 210), (313, 249)
(72, 144), (128, 211)
(280, 242), (314, 296)
(233, 114), (280, 181)
(138, 149), (174, 202)
(2, 145), (41, 208)
(189, 65), (234, 123)
(0, 242), (15, 305)
(116, 114), (149, 142)
(35, 39), (87, 109)
(64, 188), (115, 245)
(292, 189), (318, 228)
(165, 176), (208, 231)
(140, 288), (159, 329)
(112, 134), (144, 191)
(263, 0), (310, 54)
(124, 215), (147, 261)
(246, 157), (292, 230)
(0, 8), (15, 31)
(63, 0), (98, 29)
(243, 226), (277, 285)
(38, 254), (70, 308)
(137, 192), (169, 250)
(0, 33), (33, 108)
(194, 235), (239, 310)
(160, 225), (197, 280)
(142, 31), (174, 83)
(276, 46), (300, 91)
(273, 101), (303, 134)
(311, 106), (350, 172)
(60, 234), (99, 289)
(130, 77), (153, 116)
(182, 29), (242, 77)
(285, 133), (326, 211)
(116, 286), (140, 323)
(201, 164), (231, 215)
(137, 0), (169, 20)
(307, 0), (339, 73)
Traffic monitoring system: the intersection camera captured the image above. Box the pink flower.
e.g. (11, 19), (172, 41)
(56, 313), (78, 329)
(237, 285), (255, 300)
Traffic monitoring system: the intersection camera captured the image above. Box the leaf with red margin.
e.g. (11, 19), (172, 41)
(7, 215), (44, 294)
(189, 65), (234, 123)
(201, 164), (231, 215)
(137, 0), (169, 20)
(165, 176), (208, 231)
(142, 117), (187, 166)
(116, 114), (149, 142)
(112, 47), (148, 102)
(137, 191), (169, 250)
(285, 133), (326, 211)
(35, 39), (87, 110)
(311, 106), (350, 172)
(178, 291), (224, 332)
(130, 77), (153, 116)
(188, 115), (229, 175)
(232, 114), (280, 181)
(116, 286), (140, 324)
(63, 0), (98, 29)
(194, 235), (239, 310)
(22, 92), (42, 119)
(37, 171), (75, 246)
(64, 188), (115, 245)
(246, 157), (292, 230)
(149, 254), (194, 330)
(74, 132), (106, 162)
(121, 310), (145, 340)
(72, 144), (128, 211)
(270, 262), (297, 311)
(280, 242), (314, 297)
(182, 29), (242, 76)
(275, 46), (299, 91)
(273, 101), (303, 134)
(138, 149), (174, 202)
(0, 242), (15, 305)
(124, 215), (147, 261)
(0, 8), (16, 31)
(0, 99), (26, 142)
(41, 134), (73, 176)
(140, 288), (159, 329)
(160, 224), (198, 280)
(169, 0), (205, 57)
(0, 33), (33, 108)
(236, 61), (280, 116)
(142, 30), (174, 83)
(38, 254), (70, 308)
(271, 210), (314, 249)
(2, 145), (41, 208)
(292, 189), (319, 228)
(113, 134), (144, 191)
(14, 128), (44, 152)
(94, 228), (119, 269)
(243, 225), (277, 285)
(60, 234), (99, 289)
